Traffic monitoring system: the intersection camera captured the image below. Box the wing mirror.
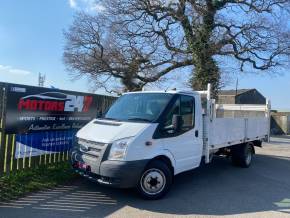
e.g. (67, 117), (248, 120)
(172, 114), (183, 132)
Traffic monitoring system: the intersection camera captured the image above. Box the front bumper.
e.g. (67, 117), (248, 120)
(72, 151), (148, 188)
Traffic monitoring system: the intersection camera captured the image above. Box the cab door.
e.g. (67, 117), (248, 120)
(155, 94), (203, 174)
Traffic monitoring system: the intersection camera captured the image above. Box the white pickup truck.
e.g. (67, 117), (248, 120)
(71, 84), (271, 199)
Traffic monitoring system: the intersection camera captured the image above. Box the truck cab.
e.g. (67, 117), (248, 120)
(71, 86), (270, 199)
(72, 90), (203, 198)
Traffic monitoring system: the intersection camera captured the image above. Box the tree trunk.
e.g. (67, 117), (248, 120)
(122, 71), (143, 92)
(190, 55), (220, 98)
(190, 0), (220, 99)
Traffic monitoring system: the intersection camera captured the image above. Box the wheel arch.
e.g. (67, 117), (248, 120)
(148, 155), (175, 176)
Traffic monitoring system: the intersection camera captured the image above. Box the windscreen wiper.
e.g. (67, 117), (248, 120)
(127, 117), (152, 122)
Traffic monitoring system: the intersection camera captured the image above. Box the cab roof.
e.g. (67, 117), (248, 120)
(123, 90), (200, 96)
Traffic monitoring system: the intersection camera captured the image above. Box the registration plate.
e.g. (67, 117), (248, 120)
(79, 162), (90, 171)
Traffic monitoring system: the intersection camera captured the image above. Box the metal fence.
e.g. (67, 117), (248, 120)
(0, 82), (116, 175)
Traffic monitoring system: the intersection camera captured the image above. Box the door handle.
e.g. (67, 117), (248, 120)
(195, 130), (199, 138)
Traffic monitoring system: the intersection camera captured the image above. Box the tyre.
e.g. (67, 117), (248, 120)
(231, 142), (254, 168)
(137, 160), (173, 200)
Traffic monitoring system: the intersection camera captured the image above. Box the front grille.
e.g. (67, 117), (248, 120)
(82, 153), (99, 160)
(78, 138), (107, 159)
(78, 138), (106, 147)
(76, 137), (110, 174)
(89, 147), (102, 152)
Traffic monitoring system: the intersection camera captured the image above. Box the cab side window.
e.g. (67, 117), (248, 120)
(161, 95), (195, 136)
(164, 98), (180, 128)
(180, 95), (195, 130)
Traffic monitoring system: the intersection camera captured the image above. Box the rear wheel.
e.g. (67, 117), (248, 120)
(137, 160), (173, 200)
(231, 142), (254, 168)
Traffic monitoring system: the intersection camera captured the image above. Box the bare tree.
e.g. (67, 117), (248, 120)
(63, 12), (192, 93)
(104, 0), (290, 97)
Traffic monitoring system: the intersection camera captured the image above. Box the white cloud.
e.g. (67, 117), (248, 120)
(0, 65), (31, 76)
(69, 0), (77, 8)
(68, 0), (105, 13)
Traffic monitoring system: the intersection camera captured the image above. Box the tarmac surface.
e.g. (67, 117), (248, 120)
(1, 136), (290, 218)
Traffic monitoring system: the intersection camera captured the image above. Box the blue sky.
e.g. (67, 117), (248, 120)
(0, 0), (289, 110)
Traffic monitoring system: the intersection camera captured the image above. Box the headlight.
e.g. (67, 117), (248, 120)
(108, 137), (133, 161)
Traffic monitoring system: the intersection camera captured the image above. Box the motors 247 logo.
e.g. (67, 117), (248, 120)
(17, 92), (93, 112)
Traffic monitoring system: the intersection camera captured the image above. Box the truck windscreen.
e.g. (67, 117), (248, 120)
(104, 93), (173, 122)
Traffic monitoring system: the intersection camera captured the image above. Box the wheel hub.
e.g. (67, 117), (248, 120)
(141, 169), (166, 195)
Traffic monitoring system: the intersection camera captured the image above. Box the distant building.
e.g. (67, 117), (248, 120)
(217, 89), (266, 105)
(217, 89), (289, 135)
(216, 89), (267, 119)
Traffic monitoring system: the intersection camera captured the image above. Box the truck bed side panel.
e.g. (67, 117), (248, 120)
(208, 117), (268, 149)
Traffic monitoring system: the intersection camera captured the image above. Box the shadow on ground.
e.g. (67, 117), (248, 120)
(1, 153), (290, 218)
(74, 154), (290, 217)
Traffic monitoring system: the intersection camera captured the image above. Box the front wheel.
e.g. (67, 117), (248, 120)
(137, 160), (173, 200)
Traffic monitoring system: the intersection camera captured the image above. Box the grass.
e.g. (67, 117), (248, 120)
(0, 162), (78, 202)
